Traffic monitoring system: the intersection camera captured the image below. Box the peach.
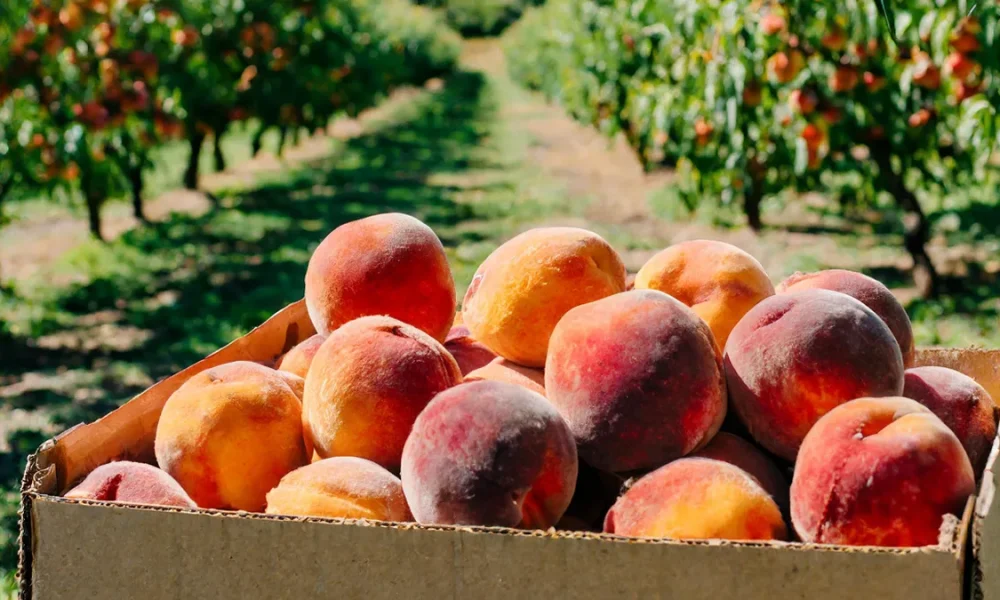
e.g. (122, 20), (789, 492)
(401, 381), (577, 529)
(777, 269), (915, 366)
(265, 457), (412, 521)
(303, 316), (462, 471)
(465, 357), (546, 397)
(546, 290), (726, 473)
(604, 458), (787, 541)
(634, 240), (775, 350)
(692, 432), (789, 515)
(155, 362), (307, 511)
(277, 334), (326, 379)
(65, 461), (196, 508)
(444, 325), (497, 375)
(791, 397), (975, 547)
(724, 289), (905, 461)
(904, 366), (998, 475)
(304, 213), (456, 341)
(462, 227), (626, 367)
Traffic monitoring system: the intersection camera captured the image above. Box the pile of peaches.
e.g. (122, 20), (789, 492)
(65, 213), (998, 548)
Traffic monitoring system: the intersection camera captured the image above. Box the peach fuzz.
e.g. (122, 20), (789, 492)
(777, 269), (915, 366)
(545, 289), (726, 473)
(401, 381), (577, 529)
(791, 397), (975, 547)
(465, 357), (546, 397)
(462, 227), (626, 367)
(692, 432), (789, 515)
(303, 316), (462, 472)
(277, 333), (327, 379)
(604, 458), (787, 541)
(724, 289), (905, 461)
(444, 325), (498, 375)
(155, 362), (307, 511)
(304, 213), (456, 341)
(634, 240), (775, 350)
(266, 457), (412, 522)
(904, 366), (998, 475)
(65, 461), (196, 509)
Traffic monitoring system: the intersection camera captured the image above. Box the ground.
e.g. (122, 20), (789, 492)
(1, 36), (999, 592)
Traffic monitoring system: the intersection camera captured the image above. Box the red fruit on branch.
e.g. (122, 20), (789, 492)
(829, 66), (859, 92)
(912, 61), (941, 90)
(945, 53), (980, 82)
(789, 88), (818, 114)
(760, 13), (786, 36)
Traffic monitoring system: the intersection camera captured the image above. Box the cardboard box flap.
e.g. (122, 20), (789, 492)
(977, 438), (999, 598)
(47, 300), (314, 493)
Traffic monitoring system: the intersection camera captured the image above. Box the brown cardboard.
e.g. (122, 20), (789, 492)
(15, 301), (997, 599)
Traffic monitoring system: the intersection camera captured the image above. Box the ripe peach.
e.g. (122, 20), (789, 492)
(789, 89), (818, 115)
(724, 290), (905, 461)
(821, 29), (848, 52)
(634, 240), (775, 350)
(904, 366), (998, 475)
(265, 457), (412, 522)
(692, 433), (789, 515)
(465, 357), (546, 397)
(791, 397), (975, 547)
(444, 325), (497, 375)
(305, 213), (456, 341)
(462, 227), (626, 367)
(303, 316), (462, 471)
(65, 461), (196, 508)
(913, 61), (942, 89)
(829, 66), (859, 92)
(767, 51), (805, 84)
(760, 13), (786, 36)
(546, 290), (726, 473)
(604, 458), (787, 541)
(155, 362), (307, 511)
(776, 269), (915, 367)
(277, 333), (326, 379)
(401, 381), (577, 529)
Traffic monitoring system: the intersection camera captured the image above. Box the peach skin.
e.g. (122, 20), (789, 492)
(401, 381), (577, 529)
(465, 357), (546, 397)
(303, 316), (462, 472)
(155, 362), (307, 511)
(462, 227), (626, 367)
(277, 334), (327, 379)
(266, 457), (412, 522)
(305, 213), (456, 341)
(724, 289), (905, 461)
(634, 240), (775, 350)
(904, 366), (998, 475)
(777, 269), (915, 366)
(546, 289), (726, 473)
(791, 397), (975, 547)
(604, 458), (787, 541)
(65, 461), (197, 509)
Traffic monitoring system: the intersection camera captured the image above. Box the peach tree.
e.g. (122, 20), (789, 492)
(508, 0), (1000, 295)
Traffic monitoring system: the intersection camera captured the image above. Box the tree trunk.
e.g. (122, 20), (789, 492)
(129, 164), (147, 223)
(184, 131), (206, 190)
(85, 188), (105, 241)
(213, 122), (229, 172)
(744, 158), (765, 231)
(252, 125), (267, 157)
(871, 142), (939, 297)
(277, 126), (288, 158)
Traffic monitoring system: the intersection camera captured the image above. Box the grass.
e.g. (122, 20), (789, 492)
(4, 121), (285, 228)
(0, 65), (582, 587)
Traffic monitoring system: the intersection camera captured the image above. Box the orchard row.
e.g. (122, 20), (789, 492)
(506, 0), (1000, 296)
(0, 0), (460, 238)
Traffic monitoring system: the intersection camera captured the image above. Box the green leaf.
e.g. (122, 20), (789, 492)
(876, 0), (898, 42)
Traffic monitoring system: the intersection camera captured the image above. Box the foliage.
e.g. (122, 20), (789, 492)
(418, 0), (543, 36)
(0, 0), (460, 239)
(507, 0), (1000, 294)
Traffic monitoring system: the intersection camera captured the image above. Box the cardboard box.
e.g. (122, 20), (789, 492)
(16, 300), (1000, 600)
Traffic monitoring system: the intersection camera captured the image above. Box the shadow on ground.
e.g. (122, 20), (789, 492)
(0, 70), (514, 572)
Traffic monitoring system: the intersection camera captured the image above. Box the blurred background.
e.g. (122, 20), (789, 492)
(0, 0), (998, 593)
